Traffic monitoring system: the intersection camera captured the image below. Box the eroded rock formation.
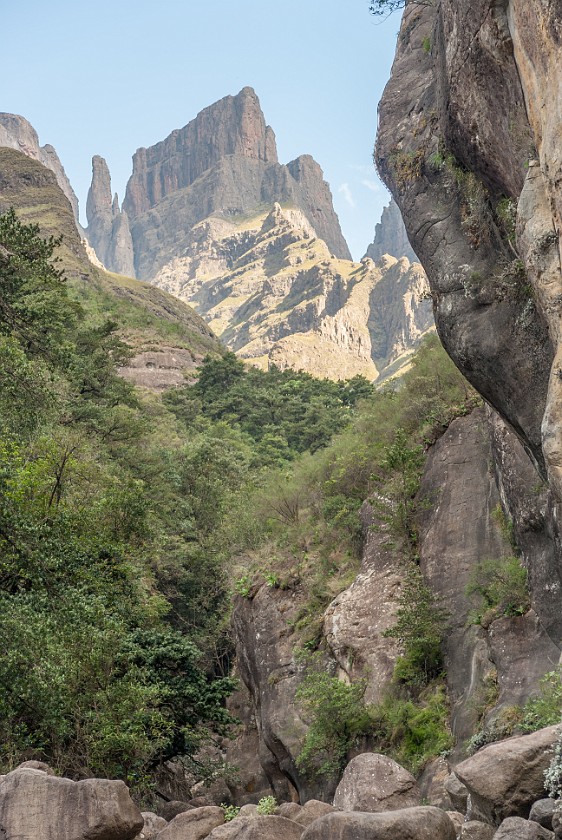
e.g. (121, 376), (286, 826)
(375, 0), (562, 650)
(86, 155), (135, 276)
(153, 202), (433, 380)
(364, 198), (417, 262)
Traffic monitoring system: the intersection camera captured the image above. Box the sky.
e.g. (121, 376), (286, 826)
(1, 1), (400, 261)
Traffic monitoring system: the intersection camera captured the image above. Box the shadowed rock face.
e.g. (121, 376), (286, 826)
(376, 2), (552, 474)
(376, 0), (562, 649)
(86, 155), (135, 277)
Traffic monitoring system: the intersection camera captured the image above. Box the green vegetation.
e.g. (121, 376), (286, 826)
(384, 565), (449, 687)
(520, 670), (562, 732)
(466, 555), (530, 627)
(256, 796), (278, 815)
(295, 657), (373, 779)
(221, 804), (241, 821)
(0, 210), (237, 788)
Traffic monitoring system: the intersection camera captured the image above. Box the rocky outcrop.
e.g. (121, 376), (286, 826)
(0, 764), (143, 840)
(84, 87), (349, 281)
(153, 203), (433, 381)
(375, 0), (562, 664)
(375, 1), (551, 472)
(364, 198), (417, 262)
(0, 113), (80, 224)
(454, 725), (559, 824)
(332, 753), (421, 813)
(207, 815), (304, 840)
(156, 806), (224, 840)
(86, 155), (135, 276)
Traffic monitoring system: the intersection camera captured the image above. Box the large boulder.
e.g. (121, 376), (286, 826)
(207, 815), (304, 839)
(294, 800), (334, 826)
(333, 753), (421, 813)
(0, 766), (143, 840)
(300, 806), (456, 839)
(454, 726), (559, 823)
(493, 816), (554, 839)
(155, 805), (224, 840)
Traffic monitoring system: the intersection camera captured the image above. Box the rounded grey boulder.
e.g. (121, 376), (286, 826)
(333, 753), (421, 813)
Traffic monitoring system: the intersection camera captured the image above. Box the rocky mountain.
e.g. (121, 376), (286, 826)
(0, 147), (221, 390)
(153, 201), (433, 380)
(0, 113), (80, 224)
(364, 197), (417, 262)
(84, 87), (433, 381)
(87, 87), (351, 281)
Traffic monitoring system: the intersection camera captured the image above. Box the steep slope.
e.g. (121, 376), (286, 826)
(376, 3), (562, 644)
(364, 197), (417, 262)
(0, 113), (80, 224)
(0, 148), (221, 390)
(153, 202), (433, 380)
(87, 87), (351, 279)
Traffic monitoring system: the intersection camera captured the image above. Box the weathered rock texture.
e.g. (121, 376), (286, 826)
(0, 765), (143, 840)
(494, 816), (554, 840)
(207, 815), (304, 840)
(86, 155), (134, 276)
(375, 0), (562, 653)
(454, 725), (559, 824)
(153, 202), (433, 380)
(300, 806), (456, 840)
(156, 806), (224, 840)
(0, 112), (80, 223)
(332, 753), (421, 813)
(364, 197), (417, 262)
(88, 87), (349, 282)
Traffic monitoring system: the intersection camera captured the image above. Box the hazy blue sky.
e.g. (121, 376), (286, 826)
(2, 1), (400, 260)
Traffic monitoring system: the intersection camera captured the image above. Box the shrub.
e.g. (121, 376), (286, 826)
(466, 556), (529, 626)
(384, 565), (449, 688)
(520, 670), (562, 733)
(256, 796), (277, 815)
(295, 660), (373, 780)
(221, 804), (240, 821)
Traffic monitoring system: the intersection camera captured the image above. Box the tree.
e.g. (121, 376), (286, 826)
(0, 208), (82, 362)
(369, 0), (434, 17)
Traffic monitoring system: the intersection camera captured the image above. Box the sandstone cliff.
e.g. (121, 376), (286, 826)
(375, 0), (562, 646)
(364, 197), (417, 262)
(153, 202), (433, 381)
(0, 113), (80, 224)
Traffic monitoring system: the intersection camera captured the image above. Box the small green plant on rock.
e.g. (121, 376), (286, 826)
(520, 669), (562, 733)
(256, 795), (277, 815)
(466, 556), (529, 627)
(221, 804), (240, 822)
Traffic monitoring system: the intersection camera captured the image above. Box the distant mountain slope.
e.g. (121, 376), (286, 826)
(0, 113), (80, 225)
(364, 197), (417, 263)
(154, 202), (433, 381)
(0, 148), (222, 390)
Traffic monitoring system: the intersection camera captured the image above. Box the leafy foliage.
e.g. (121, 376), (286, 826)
(295, 658), (373, 779)
(466, 555), (530, 626)
(384, 565), (450, 688)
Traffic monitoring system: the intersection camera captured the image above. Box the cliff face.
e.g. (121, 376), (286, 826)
(0, 113), (80, 225)
(152, 202), (433, 381)
(364, 198), (417, 262)
(88, 87), (350, 281)
(375, 3), (562, 643)
(85, 155), (135, 276)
